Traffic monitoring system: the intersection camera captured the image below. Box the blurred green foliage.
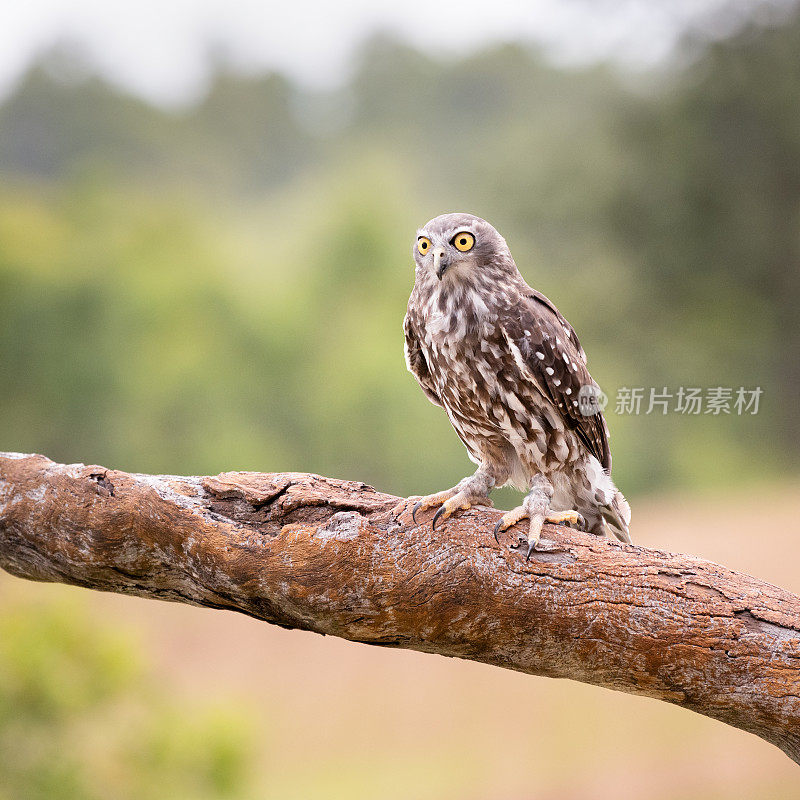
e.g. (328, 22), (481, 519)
(0, 600), (255, 800)
(1, 21), (798, 498)
(2, 13), (798, 501)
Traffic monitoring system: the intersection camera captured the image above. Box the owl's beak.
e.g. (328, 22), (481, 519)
(432, 247), (450, 280)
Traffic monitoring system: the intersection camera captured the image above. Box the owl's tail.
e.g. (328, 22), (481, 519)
(600, 490), (632, 543)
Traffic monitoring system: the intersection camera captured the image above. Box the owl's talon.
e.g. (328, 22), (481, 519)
(544, 509), (585, 530)
(493, 519), (504, 545)
(525, 516), (544, 559)
(431, 505), (447, 530)
(410, 488), (459, 523)
(492, 506), (528, 546)
(432, 491), (484, 528)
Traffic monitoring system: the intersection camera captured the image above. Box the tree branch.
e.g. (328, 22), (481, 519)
(1, 453), (799, 763)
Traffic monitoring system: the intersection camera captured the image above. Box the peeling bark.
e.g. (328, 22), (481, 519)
(1, 452), (799, 763)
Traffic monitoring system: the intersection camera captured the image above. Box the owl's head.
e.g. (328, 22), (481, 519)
(413, 213), (513, 281)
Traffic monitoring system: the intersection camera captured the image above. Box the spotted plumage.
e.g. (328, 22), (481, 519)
(404, 212), (630, 553)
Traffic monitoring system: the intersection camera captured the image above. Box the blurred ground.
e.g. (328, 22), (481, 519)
(2, 482), (798, 800)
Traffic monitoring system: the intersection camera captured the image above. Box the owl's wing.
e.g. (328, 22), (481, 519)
(500, 290), (611, 471)
(403, 310), (442, 408)
(527, 288), (586, 360)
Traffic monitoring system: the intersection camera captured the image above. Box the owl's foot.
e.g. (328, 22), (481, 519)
(411, 489), (464, 525)
(493, 476), (584, 558)
(411, 470), (495, 529)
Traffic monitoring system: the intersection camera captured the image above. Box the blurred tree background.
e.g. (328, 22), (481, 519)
(3, 6), (799, 499)
(2, 2), (800, 797)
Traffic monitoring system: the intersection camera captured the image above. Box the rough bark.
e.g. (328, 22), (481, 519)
(1, 453), (799, 763)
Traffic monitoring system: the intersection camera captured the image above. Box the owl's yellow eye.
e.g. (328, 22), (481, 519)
(453, 232), (475, 252)
(417, 237), (431, 255)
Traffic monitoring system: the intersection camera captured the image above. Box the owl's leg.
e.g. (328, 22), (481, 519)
(493, 475), (585, 558)
(411, 466), (496, 529)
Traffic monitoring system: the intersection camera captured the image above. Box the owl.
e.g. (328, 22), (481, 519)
(404, 213), (630, 556)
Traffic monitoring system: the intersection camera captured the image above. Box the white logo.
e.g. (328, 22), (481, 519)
(578, 384), (608, 416)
